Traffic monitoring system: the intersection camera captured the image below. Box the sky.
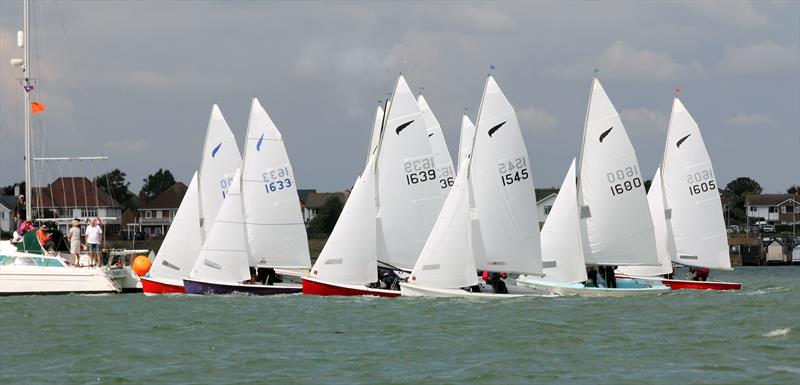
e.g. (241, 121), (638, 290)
(1, 0), (798, 196)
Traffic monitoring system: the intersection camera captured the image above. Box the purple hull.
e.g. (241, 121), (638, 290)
(183, 279), (302, 296)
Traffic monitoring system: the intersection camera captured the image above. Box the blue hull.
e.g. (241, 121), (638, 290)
(183, 279), (302, 296)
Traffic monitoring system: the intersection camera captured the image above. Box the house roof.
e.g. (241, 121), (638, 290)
(304, 191), (348, 209)
(746, 194), (800, 207)
(31, 177), (121, 208)
(140, 182), (188, 209)
(297, 189), (316, 204)
(0, 195), (16, 211)
(535, 188), (559, 204)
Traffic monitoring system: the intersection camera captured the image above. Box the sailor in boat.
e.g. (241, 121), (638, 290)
(688, 267), (710, 281)
(251, 267), (283, 285)
(481, 271), (509, 294)
(585, 266), (599, 287)
(377, 267), (400, 290)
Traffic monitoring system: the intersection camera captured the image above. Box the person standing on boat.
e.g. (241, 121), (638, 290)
(13, 194), (26, 230)
(689, 267), (710, 281)
(85, 219), (103, 267)
(67, 220), (82, 267)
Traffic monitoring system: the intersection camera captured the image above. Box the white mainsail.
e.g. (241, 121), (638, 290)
(375, 75), (443, 270)
(470, 76), (542, 275)
(409, 153), (477, 289)
(540, 159), (588, 284)
(241, 97), (310, 269)
(147, 172), (203, 281)
(662, 98), (730, 270)
(310, 156), (378, 284)
(418, 94), (456, 196)
(409, 75), (542, 289)
(189, 168), (251, 283)
(577, 77), (658, 266)
(198, 104), (242, 237)
(617, 168), (673, 276)
(457, 114), (476, 170)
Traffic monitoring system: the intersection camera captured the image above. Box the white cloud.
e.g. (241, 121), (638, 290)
(621, 108), (668, 136)
(726, 112), (775, 126)
(681, 1), (768, 27)
(448, 7), (516, 31)
(517, 107), (558, 131)
(103, 138), (148, 153)
(547, 41), (704, 80)
(719, 41), (800, 74)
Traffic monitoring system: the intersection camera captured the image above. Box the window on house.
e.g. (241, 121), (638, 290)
(144, 227), (151, 235)
(145, 211), (152, 218)
(170, 210), (176, 218)
(769, 207), (777, 213)
(749, 206), (757, 212)
(154, 227), (162, 235)
(85, 208), (98, 217)
(544, 206), (552, 215)
(785, 205), (795, 213)
(156, 211), (163, 219)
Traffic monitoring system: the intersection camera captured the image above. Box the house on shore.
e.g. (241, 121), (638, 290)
(30, 177), (123, 233)
(127, 182), (188, 237)
(0, 195), (16, 234)
(746, 194), (799, 225)
(301, 191), (349, 225)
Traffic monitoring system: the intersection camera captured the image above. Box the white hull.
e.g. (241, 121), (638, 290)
(516, 277), (670, 297)
(400, 282), (526, 298)
(0, 265), (120, 295)
(105, 266), (142, 292)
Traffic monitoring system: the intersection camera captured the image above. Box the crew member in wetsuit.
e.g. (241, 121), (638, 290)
(689, 267), (710, 281)
(586, 266), (599, 287)
(377, 267), (399, 290)
(486, 272), (508, 294)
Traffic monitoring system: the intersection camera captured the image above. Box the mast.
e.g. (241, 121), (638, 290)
(23, 0), (32, 219)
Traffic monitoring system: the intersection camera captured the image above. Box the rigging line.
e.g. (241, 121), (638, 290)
(59, 160), (67, 217)
(69, 160), (77, 217)
(82, 160), (88, 211)
(91, 160), (100, 219)
(52, 0), (69, 46)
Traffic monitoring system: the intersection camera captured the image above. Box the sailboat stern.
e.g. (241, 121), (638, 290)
(301, 275), (400, 297)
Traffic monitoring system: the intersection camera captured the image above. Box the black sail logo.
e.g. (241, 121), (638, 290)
(676, 134), (691, 148)
(488, 121), (506, 137)
(428, 133), (434, 137)
(599, 126), (613, 143)
(395, 120), (414, 135)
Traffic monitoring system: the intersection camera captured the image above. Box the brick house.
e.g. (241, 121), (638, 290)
(128, 182), (188, 237)
(30, 177), (123, 233)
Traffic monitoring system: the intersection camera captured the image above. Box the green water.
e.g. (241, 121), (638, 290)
(1, 266), (798, 385)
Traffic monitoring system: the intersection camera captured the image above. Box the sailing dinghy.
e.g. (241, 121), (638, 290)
(303, 75), (444, 296)
(617, 97), (740, 290)
(518, 76), (669, 296)
(142, 105), (242, 294)
(418, 94), (456, 196)
(400, 75), (543, 298)
(517, 160), (669, 296)
(184, 98), (310, 295)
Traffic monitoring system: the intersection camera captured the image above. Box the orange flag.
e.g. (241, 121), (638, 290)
(31, 102), (47, 115)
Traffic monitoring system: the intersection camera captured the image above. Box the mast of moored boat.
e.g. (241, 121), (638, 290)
(23, 0), (33, 219)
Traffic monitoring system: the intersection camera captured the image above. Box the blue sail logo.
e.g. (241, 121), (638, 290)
(256, 133), (264, 151)
(211, 143), (222, 158)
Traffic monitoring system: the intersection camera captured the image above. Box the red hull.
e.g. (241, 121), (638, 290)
(302, 277), (400, 297)
(663, 279), (741, 291)
(141, 277), (185, 295)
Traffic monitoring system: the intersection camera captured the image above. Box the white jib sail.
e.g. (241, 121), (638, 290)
(409, 153), (478, 289)
(241, 97), (310, 269)
(662, 98), (730, 270)
(418, 94), (456, 197)
(198, 104), (242, 237)
(540, 159), (588, 284)
(375, 75), (444, 270)
(190, 168), (251, 283)
(148, 172), (203, 281)
(617, 168), (674, 276)
(457, 114), (476, 170)
(310, 155), (378, 284)
(577, 77), (658, 266)
(469, 75), (542, 275)
(366, 105), (384, 165)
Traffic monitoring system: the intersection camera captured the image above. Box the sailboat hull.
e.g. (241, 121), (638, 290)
(663, 278), (741, 291)
(141, 276), (185, 295)
(301, 276), (400, 297)
(516, 276), (671, 297)
(400, 282), (527, 298)
(616, 274), (741, 291)
(183, 278), (302, 296)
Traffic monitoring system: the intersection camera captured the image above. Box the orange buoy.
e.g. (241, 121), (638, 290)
(132, 255), (152, 276)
